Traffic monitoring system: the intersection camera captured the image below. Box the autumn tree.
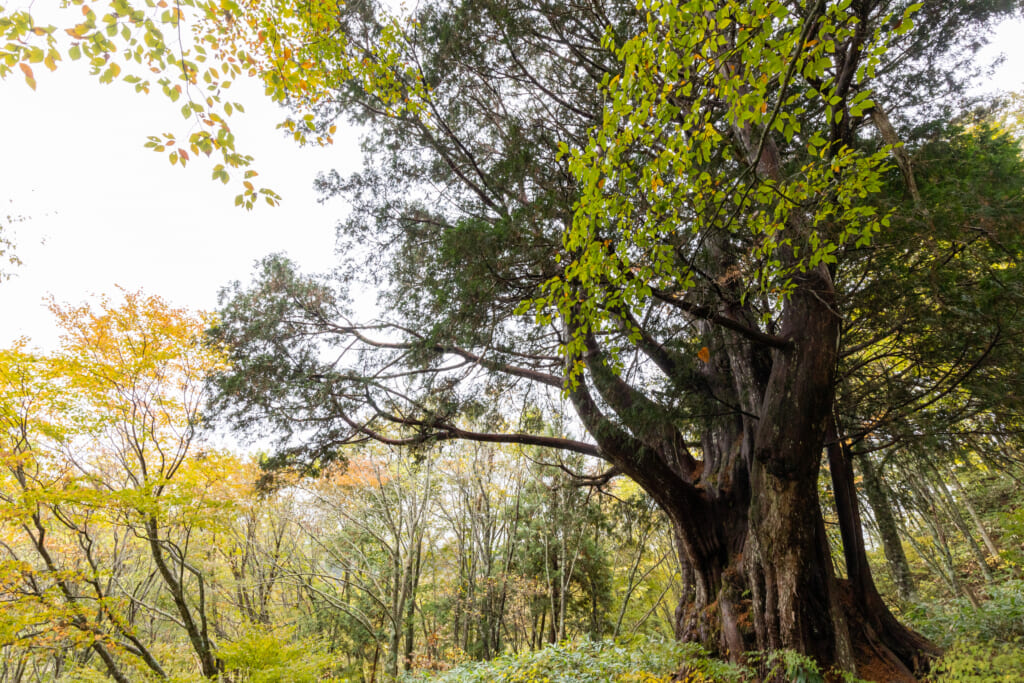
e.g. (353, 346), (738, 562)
(53, 292), (230, 677)
(0, 293), (237, 680)
(430, 441), (528, 660)
(510, 454), (613, 647)
(285, 446), (436, 680)
(0, 345), (147, 683)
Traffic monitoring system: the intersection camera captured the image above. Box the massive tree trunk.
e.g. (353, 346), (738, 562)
(745, 267), (851, 665)
(612, 268), (937, 680)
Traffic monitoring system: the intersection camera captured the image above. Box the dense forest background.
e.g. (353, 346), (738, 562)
(2, 0), (1024, 681)
(1, 291), (1022, 681)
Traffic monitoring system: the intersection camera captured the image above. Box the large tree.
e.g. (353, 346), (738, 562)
(204, 0), (1024, 678)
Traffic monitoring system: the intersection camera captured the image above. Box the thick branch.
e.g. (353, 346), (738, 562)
(583, 333), (700, 481)
(869, 103), (923, 206)
(338, 410), (600, 457)
(652, 289), (793, 350)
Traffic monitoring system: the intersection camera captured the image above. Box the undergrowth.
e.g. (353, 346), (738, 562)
(56, 633), (1024, 682)
(400, 636), (1024, 683)
(399, 638), (861, 683)
(905, 579), (1024, 647)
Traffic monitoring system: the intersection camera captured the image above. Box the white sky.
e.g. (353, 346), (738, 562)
(1, 14), (1023, 350)
(1, 66), (361, 348)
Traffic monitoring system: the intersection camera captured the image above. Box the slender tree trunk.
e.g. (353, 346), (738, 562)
(828, 422), (940, 678)
(386, 550), (402, 680)
(89, 641), (131, 683)
(368, 643), (379, 683)
(403, 539), (422, 672)
(906, 476), (979, 606)
(24, 511), (135, 683)
(859, 455), (916, 602)
(949, 472), (1000, 560)
(900, 515), (961, 598)
(613, 528), (650, 638)
(930, 472), (993, 582)
(145, 517), (221, 678)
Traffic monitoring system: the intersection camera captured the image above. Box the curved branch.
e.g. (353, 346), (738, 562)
(583, 332), (700, 481)
(325, 321), (565, 389)
(336, 408), (600, 457)
(652, 289), (793, 350)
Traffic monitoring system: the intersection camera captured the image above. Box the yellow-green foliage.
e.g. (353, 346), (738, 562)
(906, 580), (1024, 647)
(399, 639), (874, 683)
(400, 639), (749, 683)
(217, 629), (339, 682)
(927, 642), (1024, 683)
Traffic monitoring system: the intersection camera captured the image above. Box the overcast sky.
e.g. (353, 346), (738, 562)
(1, 66), (361, 348)
(1, 14), (1022, 350)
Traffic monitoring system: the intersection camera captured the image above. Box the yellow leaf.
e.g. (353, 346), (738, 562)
(19, 63), (36, 90)
(697, 346), (710, 363)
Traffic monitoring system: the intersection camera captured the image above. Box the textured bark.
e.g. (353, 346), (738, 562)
(550, 114), (949, 683)
(745, 266), (851, 668)
(656, 267), (939, 680)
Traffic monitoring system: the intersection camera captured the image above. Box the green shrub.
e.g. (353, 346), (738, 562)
(399, 637), (887, 683)
(927, 642), (1024, 683)
(400, 637), (749, 683)
(399, 637), (878, 683)
(744, 649), (868, 683)
(217, 628), (339, 683)
(907, 580), (1024, 646)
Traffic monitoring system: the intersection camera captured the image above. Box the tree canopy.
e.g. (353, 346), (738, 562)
(202, 0), (1024, 677)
